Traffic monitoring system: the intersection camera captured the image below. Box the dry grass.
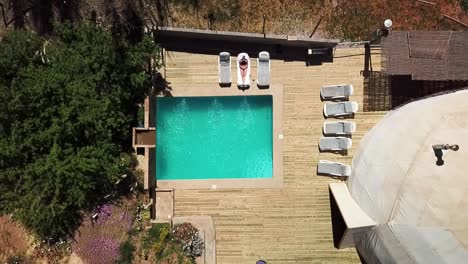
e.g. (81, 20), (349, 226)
(164, 0), (327, 36)
(163, 0), (467, 40)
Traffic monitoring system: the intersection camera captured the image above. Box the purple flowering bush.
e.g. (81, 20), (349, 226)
(73, 201), (135, 264)
(76, 237), (120, 264)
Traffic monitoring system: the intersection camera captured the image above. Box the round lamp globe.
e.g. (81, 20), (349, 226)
(384, 19), (393, 29)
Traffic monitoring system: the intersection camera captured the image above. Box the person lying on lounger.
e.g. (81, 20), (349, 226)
(239, 56), (248, 83)
(237, 53), (250, 89)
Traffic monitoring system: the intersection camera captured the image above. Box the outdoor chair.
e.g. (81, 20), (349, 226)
(323, 121), (356, 135)
(317, 160), (352, 177)
(257, 51), (270, 88)
(320, 84), (353, 100)
(319, 137), (352, 151)
(323, 102), (358, 117)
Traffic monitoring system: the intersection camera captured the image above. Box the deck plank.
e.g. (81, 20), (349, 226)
(163, 48), (386, 263)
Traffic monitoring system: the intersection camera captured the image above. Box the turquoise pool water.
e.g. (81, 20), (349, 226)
(156, 95), (273, 180)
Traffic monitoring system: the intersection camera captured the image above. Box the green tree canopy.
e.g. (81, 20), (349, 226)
(0, 23), (158, 241)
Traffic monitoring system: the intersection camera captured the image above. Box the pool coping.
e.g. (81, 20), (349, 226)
(155, 84), (283, 189)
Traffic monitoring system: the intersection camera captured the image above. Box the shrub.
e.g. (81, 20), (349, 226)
(117, 239), (135, 264)
(462, 0), (468, 10)
(73, 203), (134, 264)
(158, 243), (195, 264)
(0, 22), (159, 242)
(80, 237), (120, 264)
(171, 223), (204, 259)
(171, 223), (198, 243)
(181, 233), (204, 258)
(6, 254), (34, 264)
(141, 223), (170, 258)
(74, 235), (120, 264)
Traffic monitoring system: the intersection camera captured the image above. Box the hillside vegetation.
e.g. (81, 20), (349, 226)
(1, 0), (466, 40)
(0, 23), (158, 241)
(164, 0), (467, 39)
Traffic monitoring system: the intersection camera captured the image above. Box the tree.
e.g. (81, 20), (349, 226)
(461, 0), (468, 11)
(0, 22), (159, 241)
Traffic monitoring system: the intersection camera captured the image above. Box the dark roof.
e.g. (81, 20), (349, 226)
(382, 31), (468, 81)
(155, 27), (339, 48)
(153, 27), (339, 63)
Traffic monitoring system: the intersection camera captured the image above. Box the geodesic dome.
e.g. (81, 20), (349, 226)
(348, 89), (468, 264)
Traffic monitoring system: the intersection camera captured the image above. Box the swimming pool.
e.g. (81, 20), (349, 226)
(156, 95), (273, 180)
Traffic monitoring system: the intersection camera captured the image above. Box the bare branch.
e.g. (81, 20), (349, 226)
(0, 2), (7, 27)
(443, 14), (468, 28)
(6, 7), (32, 27)
(415, 0), (436, 6)
(310, 16), (323, 38)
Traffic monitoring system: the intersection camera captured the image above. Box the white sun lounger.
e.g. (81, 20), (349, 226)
(324, 102), (358, 117)
(323, 121), (356, 135)
(218, 52), (231, 86)
(321, 84), (353, 100)
(237, 53), (250, 89)
(319, 137), (352, 151)
(317, 160), (352, 177)
(257, 51), (270, 88)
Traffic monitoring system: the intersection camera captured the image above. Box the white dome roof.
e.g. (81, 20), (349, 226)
(348, 90), (468, 263)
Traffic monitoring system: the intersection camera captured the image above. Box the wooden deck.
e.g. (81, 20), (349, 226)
(163, 48), (386, 263)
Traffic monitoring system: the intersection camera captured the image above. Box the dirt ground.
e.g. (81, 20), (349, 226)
(67, 253), (84, 264)
(0, 215), (31, 261)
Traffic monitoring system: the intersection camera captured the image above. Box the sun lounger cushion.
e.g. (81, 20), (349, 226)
(318, 160), (352, 177)
(219, 52), (231, 85)
(257, 51), (270, 87)
(323, 121), (356, 135)
(324, 102), (358, 117)
(319, 137), (352, 151)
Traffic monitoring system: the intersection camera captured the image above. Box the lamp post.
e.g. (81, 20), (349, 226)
(381, 19), (393, 37)
(363, 19), (393, 77)
(368, 19), (393, 44)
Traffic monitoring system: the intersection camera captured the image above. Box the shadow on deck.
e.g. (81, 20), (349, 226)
(153, 27), (337, 65)
(363, 71), (468, 112)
